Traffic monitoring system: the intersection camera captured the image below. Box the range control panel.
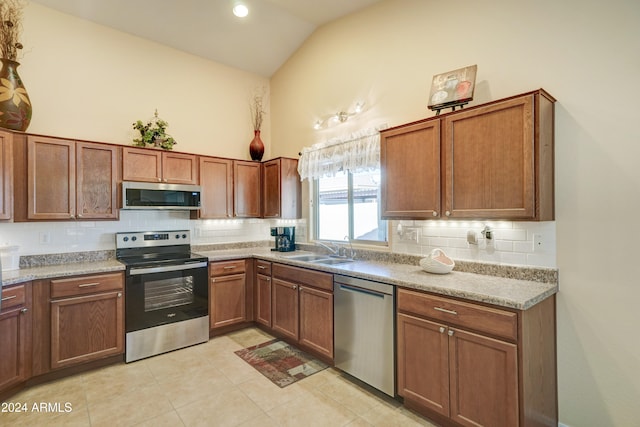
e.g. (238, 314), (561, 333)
(116, 230), (191, 249)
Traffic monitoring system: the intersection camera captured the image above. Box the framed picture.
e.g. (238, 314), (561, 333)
(428, 65), (477, 112)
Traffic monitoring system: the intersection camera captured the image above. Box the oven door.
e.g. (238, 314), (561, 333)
(125, 261), (208, 332)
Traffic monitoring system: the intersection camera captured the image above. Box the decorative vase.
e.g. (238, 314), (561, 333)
(0, 59), (32, 132)
(249, 130), (264, 161)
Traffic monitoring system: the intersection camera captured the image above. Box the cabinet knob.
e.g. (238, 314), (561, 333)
(445, 211), (451, 217)
(117, 292), (122, 298)
(69, 214), (75, 219)
(292, 285), (297, 290)
(447, 330), (454, 337)
(77, 214), (83, 218)
(157, 178), (162, 182)
(432, 211), (438, 217)
(266, 277), (271, 281)
(21, 308), (28, 313)
(439, 326), (446, 334)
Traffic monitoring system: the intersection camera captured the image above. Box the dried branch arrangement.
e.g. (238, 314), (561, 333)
(0, 0), (25, 60)
(250, 86), (267, 131)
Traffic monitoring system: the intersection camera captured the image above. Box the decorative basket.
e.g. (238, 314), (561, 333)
(420, 248), (455, 274)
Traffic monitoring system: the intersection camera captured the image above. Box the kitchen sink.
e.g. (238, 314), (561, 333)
(284, 254), (331, 262)
(312, 257), (354, 265)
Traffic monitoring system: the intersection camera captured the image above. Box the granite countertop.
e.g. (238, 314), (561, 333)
(2, 247), (557, 311)
(1, 260), (125, 287)
(198, 247), (558, 310)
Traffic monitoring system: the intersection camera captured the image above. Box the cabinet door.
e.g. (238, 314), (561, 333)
(27, 136), (76, 220)
(76, 142), (118, 219)
(448, 328), (518, 427)
(199, 156), (233, 218)
(262, 158), (281, 218)
(271, 278), (298, 340)
(0, 130), (12, 220)
(234, 160), (261, 217)
(210, 273), (247, 329)
(299, 285), (333, 359)
(397, 313), (450, 417)
(50, 291), (124, 369)
(122, 147), (162, 182)
(0, 285), (31, 392)
(443, 95), (535, 219)
(381, 120), (441, 219)
(162, 152), (198, 184)
(255, 274), (272, 327)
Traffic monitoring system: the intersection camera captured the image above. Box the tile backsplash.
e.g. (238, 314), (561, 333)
(0, 213), (554, 269)
(0, 211), (307, 257)
(390, 220), (556, 268)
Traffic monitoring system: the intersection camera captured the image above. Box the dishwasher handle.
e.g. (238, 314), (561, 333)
(337, 283), (388, 299)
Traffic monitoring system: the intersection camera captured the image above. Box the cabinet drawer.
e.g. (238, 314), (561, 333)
(51, 273), (124, 299)
(255, 260), (272, 276)
(210, 259), (246, 276)
(1, 284), (26, 311)
(397, 289), (517, 341)
(272, 263), (333, 292)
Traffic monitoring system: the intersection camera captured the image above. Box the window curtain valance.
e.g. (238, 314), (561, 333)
(297, 127), (383, 181)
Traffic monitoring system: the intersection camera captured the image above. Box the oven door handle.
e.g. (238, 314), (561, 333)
(129, 261), (208, 276)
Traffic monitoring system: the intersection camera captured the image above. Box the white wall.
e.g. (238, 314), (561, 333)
(20, 3), (270, 159)
(270, 0), (640, 425)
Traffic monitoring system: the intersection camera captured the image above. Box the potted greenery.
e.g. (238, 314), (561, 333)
(132, 109), (176, 150)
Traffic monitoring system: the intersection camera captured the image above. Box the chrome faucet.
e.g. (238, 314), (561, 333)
(343, 236), (356, 259)
(315, 241), (342, 256)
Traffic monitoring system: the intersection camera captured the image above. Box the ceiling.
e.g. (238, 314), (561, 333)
(31, 0), (384, 77)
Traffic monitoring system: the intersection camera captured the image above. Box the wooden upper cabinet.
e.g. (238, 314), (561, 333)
(122, 147), (197, 184)
(76, 142), (118, 219)
(162, 152), (198, 184)
(381, 120), (441, 219)
(0, 130), (13, 220)
(262, 157), (301, 219)
(199, 156), (233, 219)
(234, 160), (261, 218)
(380, 89), (555, 221)
(443, 93), (541, 220)
(27, 136), (76, 220)
(122, 147), (162, 182)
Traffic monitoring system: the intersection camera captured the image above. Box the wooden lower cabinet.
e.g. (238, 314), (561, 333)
(271, 278), (299, 340)
(50, 273), (124, 370)
(209, 259), (251, 331)
(0, 282), (32, 396)
(271, 264), (333, 361)
(397, 288), (557, 427)
(255, 260), (273, 327)
(298, 285), (333, 359)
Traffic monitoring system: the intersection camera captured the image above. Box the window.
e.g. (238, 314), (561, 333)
(315, 169), (387, 244)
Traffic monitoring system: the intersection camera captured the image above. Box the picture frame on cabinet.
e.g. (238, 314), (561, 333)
(428, 64), (477, 114)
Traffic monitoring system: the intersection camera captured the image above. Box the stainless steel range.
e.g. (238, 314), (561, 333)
(116, 230), (209, 363)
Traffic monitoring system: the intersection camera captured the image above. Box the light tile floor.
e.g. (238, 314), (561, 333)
(1, 328), (436, 427)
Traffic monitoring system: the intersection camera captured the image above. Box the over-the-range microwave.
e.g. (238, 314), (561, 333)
(121, 181), (201, 210)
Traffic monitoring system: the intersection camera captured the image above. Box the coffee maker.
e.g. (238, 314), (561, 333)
(270, 226), (296, 252)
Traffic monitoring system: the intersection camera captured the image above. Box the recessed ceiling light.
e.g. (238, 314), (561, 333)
(233, 4), (249, 18)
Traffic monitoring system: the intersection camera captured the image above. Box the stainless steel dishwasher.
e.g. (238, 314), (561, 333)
(334, 274), (395, 396)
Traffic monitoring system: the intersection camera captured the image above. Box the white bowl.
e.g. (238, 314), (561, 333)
(420, 248), (455, 274)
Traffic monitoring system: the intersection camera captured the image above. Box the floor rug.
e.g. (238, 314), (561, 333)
(235, 339), (328, 388)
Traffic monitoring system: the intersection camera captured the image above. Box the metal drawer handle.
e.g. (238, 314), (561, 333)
(448, 329), (455, 336)
(1, 295), (17, 302)
(439, 326), (446, 334)
(434, 306), (458, 315)
(257, 265), (266, 270)
(78, 282), (100, 288)
(21, 308), (28, 313)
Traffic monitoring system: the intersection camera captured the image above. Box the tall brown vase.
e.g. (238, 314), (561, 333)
(0, 59), (32, 131)
(249, 130), (264, 161)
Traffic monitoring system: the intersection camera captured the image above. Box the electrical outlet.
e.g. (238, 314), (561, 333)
(533, 233), (544, 250)
(39, 232), (51, 244)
